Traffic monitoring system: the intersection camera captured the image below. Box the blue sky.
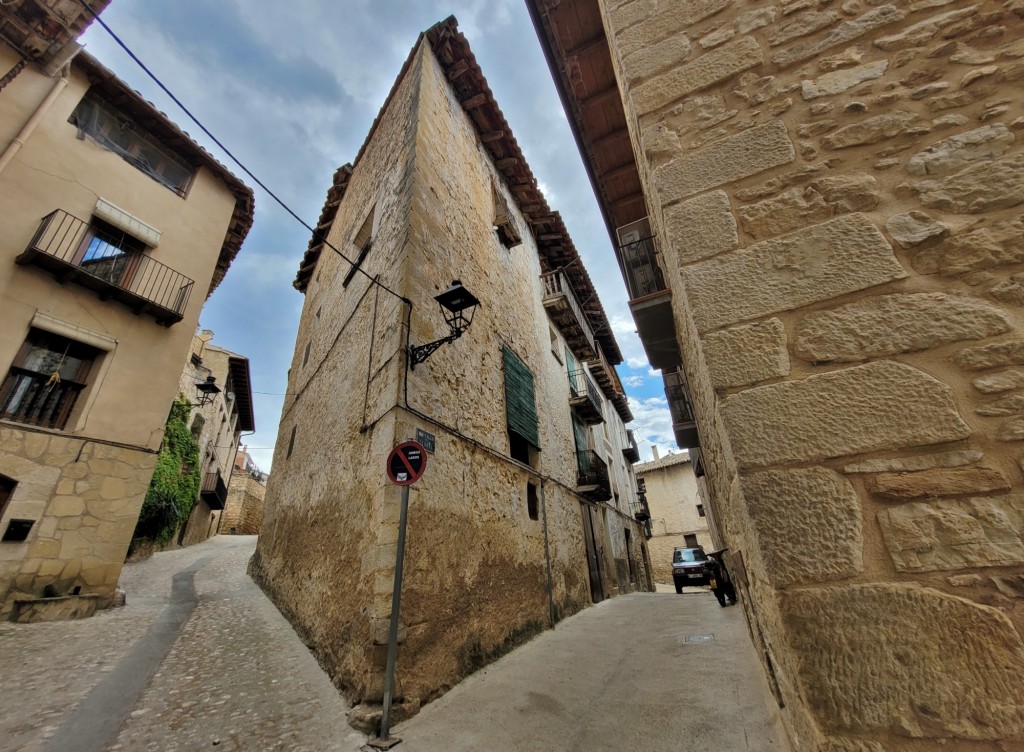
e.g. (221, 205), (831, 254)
(81, 0), (679, 469)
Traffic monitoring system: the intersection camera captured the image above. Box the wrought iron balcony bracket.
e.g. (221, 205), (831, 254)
(408, 327), (467, 370)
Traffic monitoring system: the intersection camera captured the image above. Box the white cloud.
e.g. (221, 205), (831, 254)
(609, 315), (650, 370)
(627, 395), (678, 461)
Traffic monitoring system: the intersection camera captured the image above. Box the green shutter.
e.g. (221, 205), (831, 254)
(503, 346), (539, 448)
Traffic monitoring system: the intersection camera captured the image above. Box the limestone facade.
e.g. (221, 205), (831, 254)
(0, 14), (253, 619)
(635, 451), (711, 583)
(250, 20), (650, 720)
(529, 1), (1024, 749)
(220, 472), (265, 536)
(175, 331), (255, 547)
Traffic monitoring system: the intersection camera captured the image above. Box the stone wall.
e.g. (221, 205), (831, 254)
(251, 35), (650, 722)
(0, 427), (156, 616)
(600, 0), (1024, 749)
(221, 473), (265, 535)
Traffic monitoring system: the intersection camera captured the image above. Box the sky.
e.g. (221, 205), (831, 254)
(80, 0), (680, 470)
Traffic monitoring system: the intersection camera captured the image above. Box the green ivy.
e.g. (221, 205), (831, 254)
(134, 396), (201, 544)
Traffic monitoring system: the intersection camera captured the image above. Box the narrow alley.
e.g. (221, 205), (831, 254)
(0, 536), (785, 752)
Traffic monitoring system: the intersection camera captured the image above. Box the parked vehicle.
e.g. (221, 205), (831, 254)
(672, 546), (712, 593)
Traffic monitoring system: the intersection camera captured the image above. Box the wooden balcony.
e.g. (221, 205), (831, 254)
(617, 235), (681, 370)
(541, 269), (596, 360)
(623, 429), (640, 463)
(16, 210), (194, 326)
(201, 470), (228, 510)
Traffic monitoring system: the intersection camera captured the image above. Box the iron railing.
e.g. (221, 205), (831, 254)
(663, 369), (696, 424)
(617, 235), (666, 300)
(623, 429), (640, 463)
(23, 210), (194, 319)
(630, 496), (650, 522)
(568, 368), (602, 418)
(576, 450), (610, 495)
(0, 366), (82, 429)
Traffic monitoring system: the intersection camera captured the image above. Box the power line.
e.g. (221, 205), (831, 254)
(75, 0), (410, 306)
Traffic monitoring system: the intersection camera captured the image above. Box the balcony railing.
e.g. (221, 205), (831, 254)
(576, 449), (611, 502)
(623, 429), (640, 463)
(0, 367), (82, 430)
(201, 470), (228, 510)
(630, 496), (650, 522)
(663, 369), (700, 448)
(541, 269), (596, 359)
(17, 210), (194, 326)
(568, 368), (603, 425)
(616, 235), (666, 301)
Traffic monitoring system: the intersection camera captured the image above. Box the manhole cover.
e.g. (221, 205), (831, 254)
(687, 634), (715, 643)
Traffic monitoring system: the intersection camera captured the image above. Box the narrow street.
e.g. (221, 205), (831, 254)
(0, 537), (786, 752)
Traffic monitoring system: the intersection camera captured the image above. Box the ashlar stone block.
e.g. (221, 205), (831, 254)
(702, 319), (790, 389)
(842, 449), (982, 473)
(721, 361), (970, 468)
(654, 121), (795, 205)
(620, 29), (692, 86)
(684, 213), (906, 333)
(663, 190), (737, 264)
(780, 584), (1024, 738)
(793, 292), (1011, 363)
(632, 37), (764, 116)
(866, 465), (1010, 499)
(878, 495), (1024, 572)
(953, 340), (1024, 370)
(772, 5), (906, 67)
(741, 468), (862, 586)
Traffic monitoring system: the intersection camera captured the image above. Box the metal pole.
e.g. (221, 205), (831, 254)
(379, 483), (410, 744)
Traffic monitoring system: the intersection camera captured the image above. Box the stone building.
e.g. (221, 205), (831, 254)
(250, 17), (649, 721)
(635, 449), (710, 583)
(0, 3), (253, 620)
(220, 446), (266, 536)
(529, 1), (1024, 750)
(175, 331), (255, 546)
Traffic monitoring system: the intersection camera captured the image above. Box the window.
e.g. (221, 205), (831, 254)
(526, 482), (539, 521)
(302, 341), (312, 368)
(549, 326), (561, 362)
(0, 475), (14, 520)
(684, 534), (699, 548)
(70, 95), (195, 195)
(77, 217), (148, 288)
(502, 346), (538, 464)
(286, 425), (297, 459)
(190, 414), (206, 440)
(697, 504), (705, 517)
(0, 330), (100, 429)
(343, 205), (376, 287)
(493, 180), (521, 249)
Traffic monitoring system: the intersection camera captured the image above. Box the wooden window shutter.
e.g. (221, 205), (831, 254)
(503, 346), (539, 448)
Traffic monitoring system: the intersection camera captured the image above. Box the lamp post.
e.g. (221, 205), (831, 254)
(408, 280), (480, 370)
(192, 375), (221, 407)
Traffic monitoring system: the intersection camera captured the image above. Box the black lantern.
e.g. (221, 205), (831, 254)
(408, 280), (480, 369)
(193, 375), (221, 406)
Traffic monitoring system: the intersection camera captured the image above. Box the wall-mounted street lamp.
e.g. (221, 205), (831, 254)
(408, 280), (480, 370)
(192, 375), (221, 407)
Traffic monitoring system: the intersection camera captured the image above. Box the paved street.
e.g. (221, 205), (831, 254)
(0, 536), (786, 752)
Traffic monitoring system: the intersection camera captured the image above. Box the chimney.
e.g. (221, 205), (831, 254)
(651, 445), (660, 461)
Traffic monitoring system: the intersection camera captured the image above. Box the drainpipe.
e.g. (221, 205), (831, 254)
(0, 63), (72, 175)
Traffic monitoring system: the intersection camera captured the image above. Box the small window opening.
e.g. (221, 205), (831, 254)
(0, 475), (15, 520)
(493, 179), (521, 249)
(684, 533), (699, 548)
(697, 504), (705, 518)
(302, 341), (311, 367)
(343, 204), (376, 287)
(549, 327), (562, 362)
(509, 431), (533, 466)
(287, 425), (297, 459)
(526, 482), (539, 520)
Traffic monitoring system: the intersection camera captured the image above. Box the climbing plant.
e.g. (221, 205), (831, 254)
(134, 395), (201, 544)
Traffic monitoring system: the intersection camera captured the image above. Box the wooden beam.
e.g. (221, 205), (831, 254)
(496, 157), (519, 169)
(565, 33), (608, 61)
(591, 126), (630, 151)
(538, 233), (563, 241)
(611, 191), (645, 209)
(446, 59), (470, 80)
(511, 184), (534, 195)
(601, 161), (638, 184)
(461, 93), (488, 109)
(481, 130), (505, 143)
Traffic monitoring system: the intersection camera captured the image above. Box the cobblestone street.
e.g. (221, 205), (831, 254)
(0, 537), (362, 752)
(1, 535), (784, 752)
